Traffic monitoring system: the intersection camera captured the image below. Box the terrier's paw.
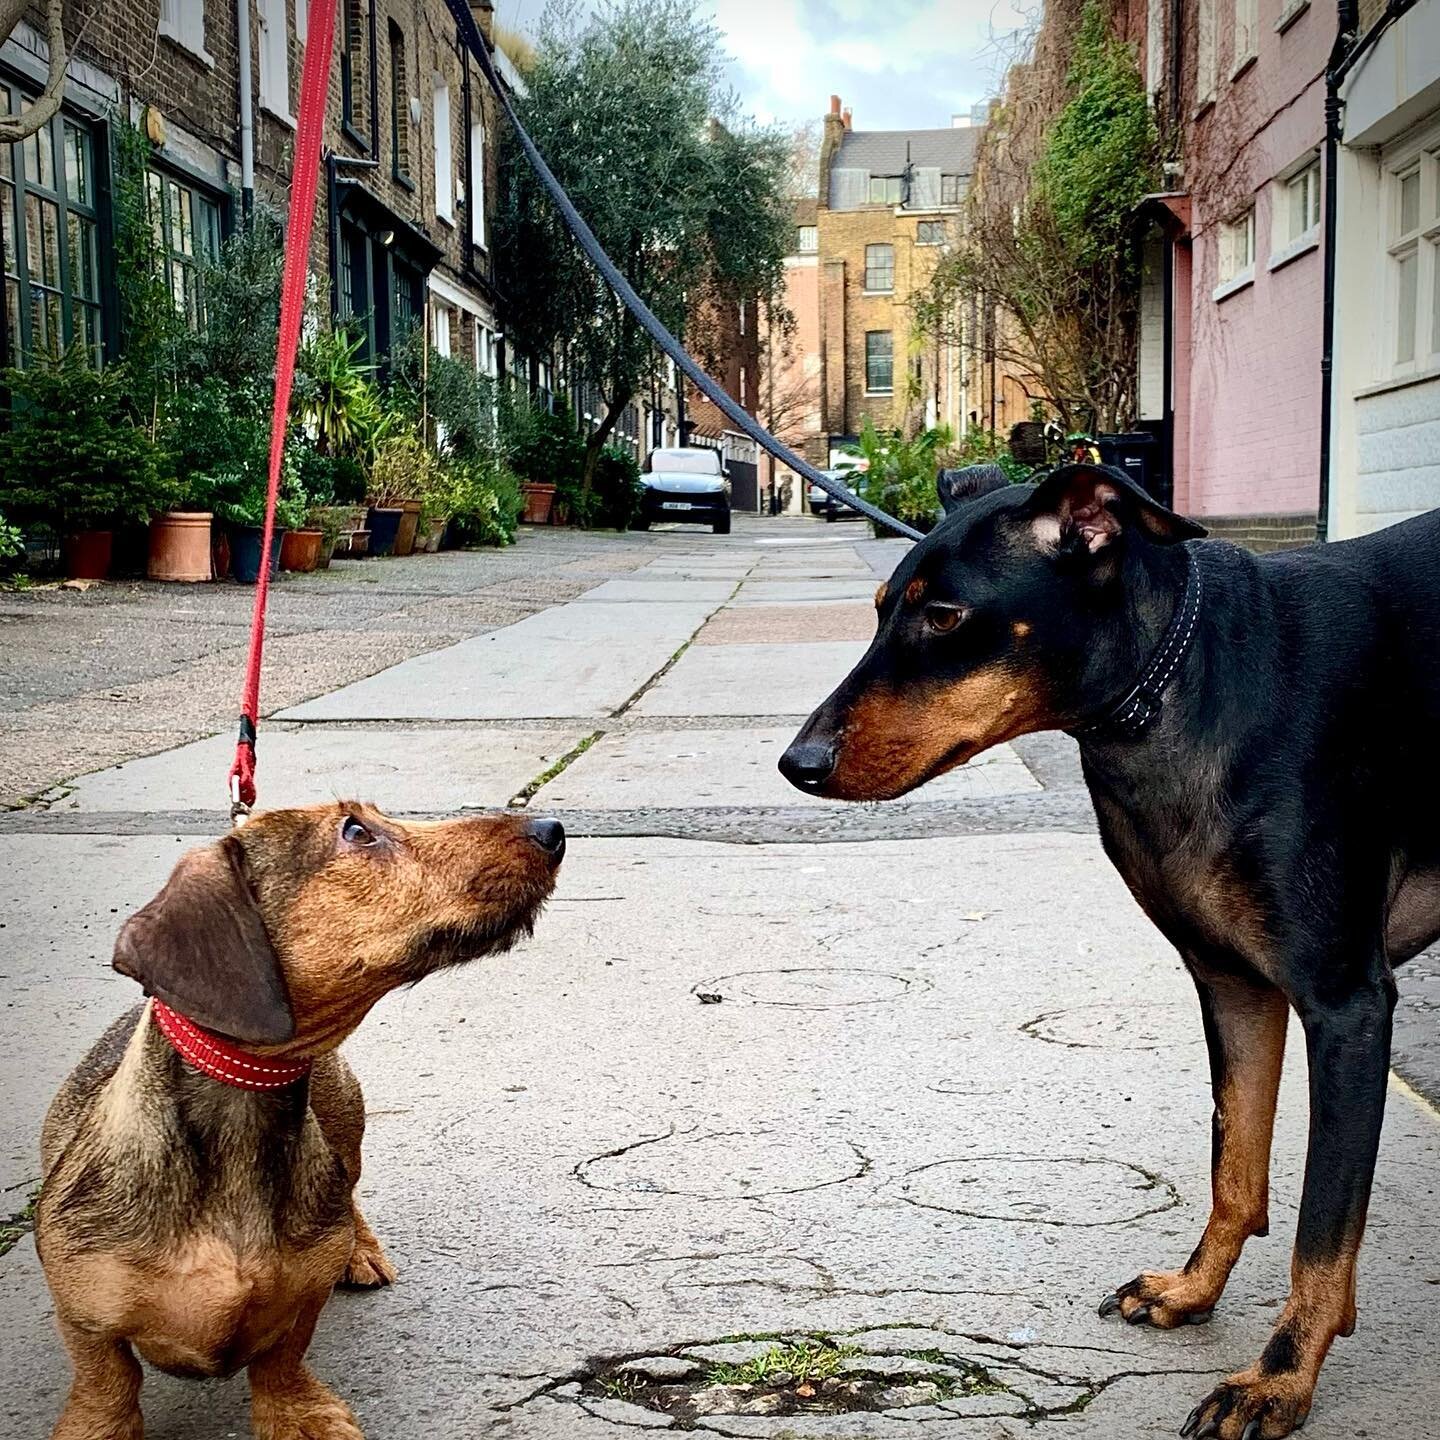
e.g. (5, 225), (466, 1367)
(1179, 1370), (1313, 1439)
(255, 1381), (365, 1440)
(341, 1232), (397, 1289)
(1099, 1269), (1218, 1330)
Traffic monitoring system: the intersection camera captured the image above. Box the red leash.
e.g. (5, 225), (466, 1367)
(228, 0), (339, 818)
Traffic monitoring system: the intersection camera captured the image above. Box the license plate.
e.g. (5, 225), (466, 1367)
(661, 501), (692, 511)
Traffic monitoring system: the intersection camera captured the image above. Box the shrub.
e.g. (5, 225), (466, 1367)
(294, 329), (389, 461)
(499, 391), (585, 490)
(0, 509), (22, 566)
(388, 327), (500, 462)
(445, 455), (523, 547)
(954, 428), (1029, 483)
(366, 427), (445, 510)
(853, 420), (954, 534)
(591, 445), (644, 530)
(0, 351), (175, 532)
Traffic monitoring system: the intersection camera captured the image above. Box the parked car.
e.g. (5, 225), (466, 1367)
(808, 469), (866, 521)
(637, 447), (731, 534)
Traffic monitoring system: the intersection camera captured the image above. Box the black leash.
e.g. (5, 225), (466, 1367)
(444, 2), (923, 541)
(1070, 542), (1204, 741)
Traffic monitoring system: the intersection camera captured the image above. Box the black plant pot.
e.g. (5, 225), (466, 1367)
(230, 524), (285, 584)
(367, 506), (403, 557)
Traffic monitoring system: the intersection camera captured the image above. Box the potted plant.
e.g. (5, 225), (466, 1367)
(147, 509), (213, 581)
(0, 352), (174, 580)
(367, 429), (441, 558)
(210, 470), (306, 583)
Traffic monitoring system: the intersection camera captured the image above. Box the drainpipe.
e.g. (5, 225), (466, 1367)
(236, 0), (255, 220)
(1318, 0), (1413, 541)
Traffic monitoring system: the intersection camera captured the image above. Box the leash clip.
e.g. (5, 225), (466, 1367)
(229, 773), (251, 828)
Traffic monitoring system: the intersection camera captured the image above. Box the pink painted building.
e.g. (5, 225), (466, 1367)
(1140, 0), (1333, 548)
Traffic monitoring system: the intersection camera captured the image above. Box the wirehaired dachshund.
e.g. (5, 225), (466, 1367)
(781, 464), (1440, 1438)
(36, 803), (565, 1440)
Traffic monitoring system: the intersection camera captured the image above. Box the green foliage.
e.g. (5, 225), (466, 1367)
(1033, 2), (1158, 269)
(443, 453), (524, 547)
(366, 426), (444, 508)
(500, 391), (586, 491)
(294, 328), (389, 460)
(706, 1342), (859, 1388)
(853, 420), (954, 533)
(0, 351), (175, 531)
(0, 509), (23, 564)
(497, 0), (792, 476)
(189, 220), (284, 391)
(166, 375), (270, 518)
(954, 428), (1029, 483)
(388, 326), (500, 462)
(590, 445), (644, 530)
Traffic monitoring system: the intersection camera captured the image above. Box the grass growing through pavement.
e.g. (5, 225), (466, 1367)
(706, 1340), (860, 1387)
(508, 731), (602, 807)
(0, 1190), (39, 1257)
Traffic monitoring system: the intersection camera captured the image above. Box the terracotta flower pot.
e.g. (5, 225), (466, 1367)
(147, 511), (213, 582)
(521, 482), (556, 525)
(394, 499), (422, 557)
(63, 529), (113, 581)
(279, 528), (324, 573)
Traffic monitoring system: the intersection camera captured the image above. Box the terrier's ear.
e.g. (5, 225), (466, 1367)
(113, 835), (294, 1046)
(1025, 463), (1205, 554)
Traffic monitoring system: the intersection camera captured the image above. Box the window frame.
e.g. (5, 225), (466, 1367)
(1214, 205), (1256, 300)
(256, 0), (294, 127)
(1269, 155), (1321, 271)
(1386, 152), (1440, 374)
(796, 223), (817, 254)
(433, 74), (453, 223)
(864, 329), (894, 394)
(1231, 0), (1258, 77)
(1195, 0), (1217, 109)
(469, 116), (486, 251)
(868, 174), (902, 206)
(159, 0), (214, 67)
(0, 86), (107, 368)
(864, 242), (895, 294)
(916, 220), (946, 246)
(146, 164), (225, 332)
(341, 0), (373, 150)
(940, 173), (964, 206)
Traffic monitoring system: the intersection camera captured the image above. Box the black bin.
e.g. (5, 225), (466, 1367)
(1097, 432), (1159, 500)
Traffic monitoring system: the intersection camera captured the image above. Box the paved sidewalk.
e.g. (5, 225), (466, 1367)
(2, 517), (1437, 1439)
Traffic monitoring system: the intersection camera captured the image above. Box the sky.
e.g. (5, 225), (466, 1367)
(494, 0), (1037, 133)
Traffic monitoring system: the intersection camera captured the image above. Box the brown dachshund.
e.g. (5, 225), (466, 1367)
(35, 802), (565, 1440)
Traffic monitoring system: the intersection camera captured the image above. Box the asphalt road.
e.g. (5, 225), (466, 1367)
(2, 516), (1436, 1440)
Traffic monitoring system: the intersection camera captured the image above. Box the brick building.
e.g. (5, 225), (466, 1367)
(815, 96), (980, 461)
(0, 0), (505, 380)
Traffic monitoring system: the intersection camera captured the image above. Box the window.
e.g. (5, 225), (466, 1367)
(796, 224), (817, 254)
(0, 89), (103, 366)
(257, 0), (291, 122)
(159, 0), (211, 64)
(147, 169), (223, 330)
(1232, 0), (1258, 73)
(868, 174), (902, 206)
(864, 331), (893, 393)
(342, 0), (369, 138)
(1390, 165), (1426, 366)
(864, 243), (894, 293)
(940, 173), (964, 206)
(296, 0), (307, 43)
(389, 22), (411, 181)
(469, 119), (486, 249)
(1283, 160), (1321, 244)
(1196, 0), (1217, 105)
(432, 302), (451, 357)
(916, 220), (946, 246)
(433, 76), (452, 221)
(1217, 207), (1255, 293)
(474, 322), (496, 378)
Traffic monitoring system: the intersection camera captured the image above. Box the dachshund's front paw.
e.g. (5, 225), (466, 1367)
(1098, 1269), (1219, 1329)
(254, 1376), (364, 1440)
(1179, 1369), (1313, 1439)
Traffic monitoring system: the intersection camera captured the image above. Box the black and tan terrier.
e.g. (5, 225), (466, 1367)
(35, 802), (565, 1440)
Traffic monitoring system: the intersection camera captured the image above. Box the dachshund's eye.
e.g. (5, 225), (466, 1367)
(924, 603), (966, 634)
(341, 816), (377, 847)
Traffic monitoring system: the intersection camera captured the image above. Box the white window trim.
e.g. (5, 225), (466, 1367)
(1275, 0), (1308, 32)
(1269, 153), (1321, 269)
(433, 75), (453, 225)
(470, 119), (487, 251)
(160, 2), (215, 68)
(1267, 227), (1319, 272)
(1214, 207), (1256, 301)
(1195, 0), (1217, 112)
(1230, 0), (1259, 79)
(257, 0), (295, 127)
(296, 0), (308, 44)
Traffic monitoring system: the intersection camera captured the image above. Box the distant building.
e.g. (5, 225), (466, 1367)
(814, 96), (980, 462)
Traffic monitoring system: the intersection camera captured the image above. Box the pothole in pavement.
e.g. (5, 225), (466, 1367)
(576, 1127), (871, 1199)
(1020, 1002), (1196, 1050)
(900, 1154), (1181, 1226)
(563, 1329), (1093, 1428)
(692, 966), (929, 1008)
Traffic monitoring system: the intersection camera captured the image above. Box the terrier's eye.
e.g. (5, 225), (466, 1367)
(341, 816), (377, 846)
(924, 603), (966, 634)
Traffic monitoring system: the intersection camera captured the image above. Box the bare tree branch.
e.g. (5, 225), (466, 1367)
(0, 0), (69, 146)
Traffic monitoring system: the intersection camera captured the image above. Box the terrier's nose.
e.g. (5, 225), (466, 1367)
(525, 817), (566, 861)
(778, 740), (837, 790)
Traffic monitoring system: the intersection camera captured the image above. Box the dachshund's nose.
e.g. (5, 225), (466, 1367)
(525, 817), (566, 861)
(778, 740), (837, 791)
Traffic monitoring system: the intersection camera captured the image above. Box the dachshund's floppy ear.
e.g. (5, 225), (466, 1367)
(113, 835), (295, 1046)
(1025, 463), (1205, 554)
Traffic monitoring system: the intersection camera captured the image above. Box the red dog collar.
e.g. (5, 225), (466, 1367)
(151, 1000), (310, 1091)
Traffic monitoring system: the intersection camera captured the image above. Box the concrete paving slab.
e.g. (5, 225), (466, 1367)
(278, 599), (717, 721)
(732, 580), (883, 606)
(532, 729), (1039, 810)
(48, 727), (579, 813)
(3, 834), (1437, 1438)
(695, 602), (876, 645)
(575, 579), (737, 604)
(634, 641), (864, 716)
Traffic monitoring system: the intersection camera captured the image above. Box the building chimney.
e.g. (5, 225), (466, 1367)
(819, 94), (846, 210)
(471, 0), (495, 44)
(842, 108), (852, 130)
